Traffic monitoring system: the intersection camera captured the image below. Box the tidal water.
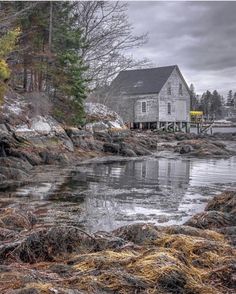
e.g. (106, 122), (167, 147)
(4, 155), (236, 233)
(190, 126), (236, 134)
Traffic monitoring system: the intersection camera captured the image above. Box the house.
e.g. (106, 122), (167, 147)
(107, 65), (191, 131)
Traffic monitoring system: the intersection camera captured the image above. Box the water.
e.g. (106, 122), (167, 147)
(1, 156), (236, 232)
(190, 126), (236, 134)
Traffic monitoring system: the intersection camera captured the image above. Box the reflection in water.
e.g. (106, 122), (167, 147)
(75, 159), (191, 232)
(8, 156), (236, 232)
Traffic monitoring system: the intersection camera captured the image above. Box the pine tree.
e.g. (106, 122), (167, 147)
(233, 92), (236, 109)
(210, 90), (222, 118)
(189, 83), (199, 110)
(199, 90), (212, 118)
(1, 1), (88, 125)
(227, 90), (233, 106)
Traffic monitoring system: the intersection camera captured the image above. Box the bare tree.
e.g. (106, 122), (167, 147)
(73, 1), (150, 89)
(0, 2), (38, 31)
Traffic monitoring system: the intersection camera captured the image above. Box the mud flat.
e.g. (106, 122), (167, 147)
(0, 191), (235, 294)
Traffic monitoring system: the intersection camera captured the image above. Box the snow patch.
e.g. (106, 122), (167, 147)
(31, 116), (51, 135)
(84, 103), (126, 133)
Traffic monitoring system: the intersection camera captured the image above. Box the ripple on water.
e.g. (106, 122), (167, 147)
(2, 156), (236, 232)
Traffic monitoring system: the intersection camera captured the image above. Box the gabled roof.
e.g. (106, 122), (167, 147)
(110, 65), (178, 95)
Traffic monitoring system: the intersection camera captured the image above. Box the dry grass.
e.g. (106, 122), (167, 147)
(1, 191), (235, 293)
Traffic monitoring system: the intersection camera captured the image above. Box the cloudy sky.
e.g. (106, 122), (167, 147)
(127, 1), (236, 96)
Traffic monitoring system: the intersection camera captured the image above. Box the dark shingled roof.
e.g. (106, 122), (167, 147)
(110, 65), (177, 95)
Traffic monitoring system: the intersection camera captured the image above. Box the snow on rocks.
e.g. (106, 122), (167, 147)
(84, 103), (126, 133)
(14, 115), (74, 152)
(1, 91), (29, 125)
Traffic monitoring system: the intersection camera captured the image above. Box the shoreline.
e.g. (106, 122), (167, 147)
(0, 190), (235, 293)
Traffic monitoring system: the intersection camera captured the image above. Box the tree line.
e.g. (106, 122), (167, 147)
(0, 1), (148, 125)
(190, 84), (235, 119)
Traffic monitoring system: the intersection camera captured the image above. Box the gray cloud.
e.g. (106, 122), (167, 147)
(127, 1), (236, 95)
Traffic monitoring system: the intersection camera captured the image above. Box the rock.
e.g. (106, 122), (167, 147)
(179, 145), (193, 154)
(205, 191), (236, 214)
(39, 151), (69, 165)
(0, 157), (32, 182)
(112, 223), (162, 244)
(14, 115), (74, 152)
(120, 148), (137, 157)
(184, 211), (235, 229)
(103, 142), (120, 154)
(0, 125), (17, 156)
(85, 102), (125, 128)
(65, 128), (94, 148)
(109, 128), (130, 142)
(0, 157), (32, 172)
(175, 139), (232, 157)
(93, 131), (111, 142)
(0, 124), (9, 133)
(133, 145), (152, 156)
(8, 149), (42, 166)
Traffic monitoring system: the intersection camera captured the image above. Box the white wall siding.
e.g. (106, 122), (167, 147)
(134, 94), (158, 122)
(158, 68), (190, 122)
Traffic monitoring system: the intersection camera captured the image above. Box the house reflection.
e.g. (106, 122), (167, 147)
(70, 158), (192, 232)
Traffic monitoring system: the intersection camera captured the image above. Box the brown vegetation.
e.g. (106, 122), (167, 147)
(0, 191), (235, 293)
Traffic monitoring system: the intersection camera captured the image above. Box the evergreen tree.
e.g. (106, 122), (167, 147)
(199, 90), (212, 118)
(233, 92), (236, 109)
(210, 90), (222, 118)
(189, 83), (199, 110)
(1, 1), (88, 125)
(199, 90), (223, 119)
(227, 90), (233, 106)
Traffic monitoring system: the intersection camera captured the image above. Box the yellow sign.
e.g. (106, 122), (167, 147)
(190, 111), (203, 116)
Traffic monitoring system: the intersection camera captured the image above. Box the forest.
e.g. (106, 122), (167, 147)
(1, 1), (234, 125)
(0, 1), (147, 124)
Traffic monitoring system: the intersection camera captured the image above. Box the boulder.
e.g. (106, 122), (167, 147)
(184, 211), (235, 229)
(178, 145), (194, 154)
(0, 124), (17, 156)
(103, 142), (120, 154)
(93, 131), (111, 142)
(205, 191), (236, 214)
(120, 148), (137, 157)
(0, 157), (32, 182)
(14, 115), (74, 152)
(133, 145), (152, 156)
(8, 149), (42, 166)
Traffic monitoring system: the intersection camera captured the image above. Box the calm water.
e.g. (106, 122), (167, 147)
(5, 155), (236, 233)
(190, 126), (236, 134)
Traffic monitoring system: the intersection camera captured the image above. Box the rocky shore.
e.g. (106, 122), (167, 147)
(1, 91), (236, 188)
(1, 94), (236, 293)
(0, 191), (235, 293)
(1, 116), (236, 189)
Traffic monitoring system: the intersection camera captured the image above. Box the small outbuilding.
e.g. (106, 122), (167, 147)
(107, 65), (191, 131)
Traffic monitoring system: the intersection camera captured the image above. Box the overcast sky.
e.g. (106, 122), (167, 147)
(127, 1), (236, 96)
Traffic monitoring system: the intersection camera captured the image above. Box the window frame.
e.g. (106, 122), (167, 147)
(141, 101), (147, 113)
(167, 102), (171, 115)
(167, 82), (171, 95)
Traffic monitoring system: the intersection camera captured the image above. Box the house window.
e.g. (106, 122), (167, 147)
(179, 83), (183, 95)
(141, 101), (147, 113)
(167, 103), (171, 114)
(167, 82), (171, 95)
